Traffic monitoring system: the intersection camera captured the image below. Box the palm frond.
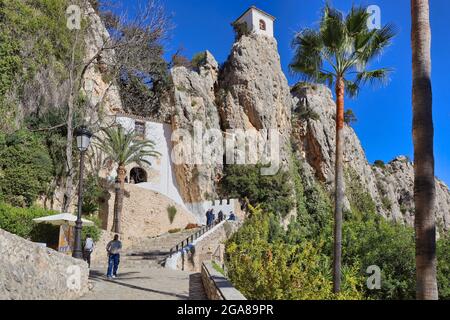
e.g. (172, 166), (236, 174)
(94, 125), (161, 169)
(356, 68), (392, 87)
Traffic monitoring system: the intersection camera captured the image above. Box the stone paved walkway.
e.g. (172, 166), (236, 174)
(81, 229), (207, 300)
(81, 267), (207, 300)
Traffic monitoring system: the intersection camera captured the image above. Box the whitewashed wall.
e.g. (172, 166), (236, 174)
(251, 10), (274, 37)
(114, 117), (186, 210)
(235, 9), (274, 38)
(113, 117), (241, 226)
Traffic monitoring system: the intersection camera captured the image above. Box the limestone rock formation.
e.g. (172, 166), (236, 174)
(218, 34), (293, 169)
(82, 2), (123, 124)
(291, 83), (450, 232)
(170, 51), (223, 203)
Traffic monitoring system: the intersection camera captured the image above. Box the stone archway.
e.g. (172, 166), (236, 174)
(129, 167), (148, 184)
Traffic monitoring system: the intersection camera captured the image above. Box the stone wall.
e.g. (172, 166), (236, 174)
(99, 183), (198, 238)
(201, 261), (246, 300)
(0, 228), (89, 300)
(166, 220), (241, 272)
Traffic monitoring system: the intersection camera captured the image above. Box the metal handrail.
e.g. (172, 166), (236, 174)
(169, 219), (223, 257)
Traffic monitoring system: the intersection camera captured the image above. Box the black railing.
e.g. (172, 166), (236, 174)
(169, 219), (223, 257)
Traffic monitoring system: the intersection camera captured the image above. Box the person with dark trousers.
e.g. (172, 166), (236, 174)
(218, 210), (224, 222)
(106, 234), (122, 280)
(83, 234), (94, 268)
(210, 209), (216, 225)
(205, 209), (211, 226)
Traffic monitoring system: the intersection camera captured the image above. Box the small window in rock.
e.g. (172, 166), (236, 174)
(135, 121), (146, 137)
(259, 19), (266, 31)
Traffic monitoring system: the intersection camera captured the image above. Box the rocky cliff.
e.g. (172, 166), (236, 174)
(168, 34), (294, 205)
(291, 83), (450, 232)
(167, 33), (450, 232)
(170, 51), (223, 203)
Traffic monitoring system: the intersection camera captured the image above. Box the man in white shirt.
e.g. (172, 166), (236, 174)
(83, 234), (95, 268)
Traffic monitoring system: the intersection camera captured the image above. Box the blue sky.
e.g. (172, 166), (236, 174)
(153, 0), (450, 185)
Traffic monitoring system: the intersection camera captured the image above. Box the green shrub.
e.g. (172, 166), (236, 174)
(345, 167), (377, 218)
(0, 202), (56, 239)
(167, 205), (177, 224)
(341, 212), (416, 300)
(233, 22), (251, 40)
(373, 160), (386, 169)
(344, 109), (357, 125)
(437, 235), (450, 300)
(191, 52), (206, 70)
(225, 205), (364, 300)
(81, 214), (102, 242)
(0, 130), (53, 206)
(220, 164), (295, 218)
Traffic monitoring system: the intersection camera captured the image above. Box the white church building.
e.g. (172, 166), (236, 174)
(232, 5), (275, 38)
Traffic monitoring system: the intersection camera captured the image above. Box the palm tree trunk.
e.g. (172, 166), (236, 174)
(333, 76), (345, 293)
(113, 165), (126, 234)
(411, 0), (438, 300)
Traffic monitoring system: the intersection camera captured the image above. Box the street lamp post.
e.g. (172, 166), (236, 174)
(72, 126), (92, 259)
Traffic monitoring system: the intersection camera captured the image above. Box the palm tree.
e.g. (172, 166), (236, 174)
(290, 5), (395, 293)
(411, 0), (438, 300)
(95, 126), (160, 233)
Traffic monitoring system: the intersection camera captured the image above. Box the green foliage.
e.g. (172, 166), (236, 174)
(94, 126), (161, 168)
(0, 202), (56, 239)
(79, 175), (106, 216)
(344, 109), (357, 125)
(290, 4), (396, 97)
(345, 167), (377, 218)
(233, 22), (251, 40)
(226, 206), (364, 300)
(167, 205), (177, 224)
(220, 164), (295, 218)
(191, 52), (207, 70)
(212, 261), (225, 276)
(341, 212), (416, 300)
(297, 107), (320, 121)
(437, 235), (450, 300)
(0, 130), (54, 206)
(381, 196), (392, 211)
(287, 157), (332, 242)
(0, 0), (83, 130)
(373, 160), (386, 169)
(81, 214), (102, 242)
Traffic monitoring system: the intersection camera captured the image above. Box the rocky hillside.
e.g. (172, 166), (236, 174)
(291, 83), (450, 231)
(167, 33), (450, 232)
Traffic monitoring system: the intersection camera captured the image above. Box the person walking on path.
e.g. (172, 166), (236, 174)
(106, 234), (122, 280)
(83, 234), (95, 268)
(205, 209), (211, 226)
(218, 210), (224, 222)
(210, 209), (216, 225)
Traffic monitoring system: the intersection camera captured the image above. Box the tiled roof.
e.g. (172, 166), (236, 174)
(232, 6), (276, 25)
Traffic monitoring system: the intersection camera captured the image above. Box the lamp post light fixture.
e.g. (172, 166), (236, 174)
(72, 126), (93, 259)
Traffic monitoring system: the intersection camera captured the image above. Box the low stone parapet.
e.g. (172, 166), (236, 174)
(165, 220), (241, 272)
(201, 261), (246, 300)
(0, 228), (89, 300)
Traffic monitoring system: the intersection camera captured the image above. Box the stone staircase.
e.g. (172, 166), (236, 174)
(118, 229), (200, 269)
